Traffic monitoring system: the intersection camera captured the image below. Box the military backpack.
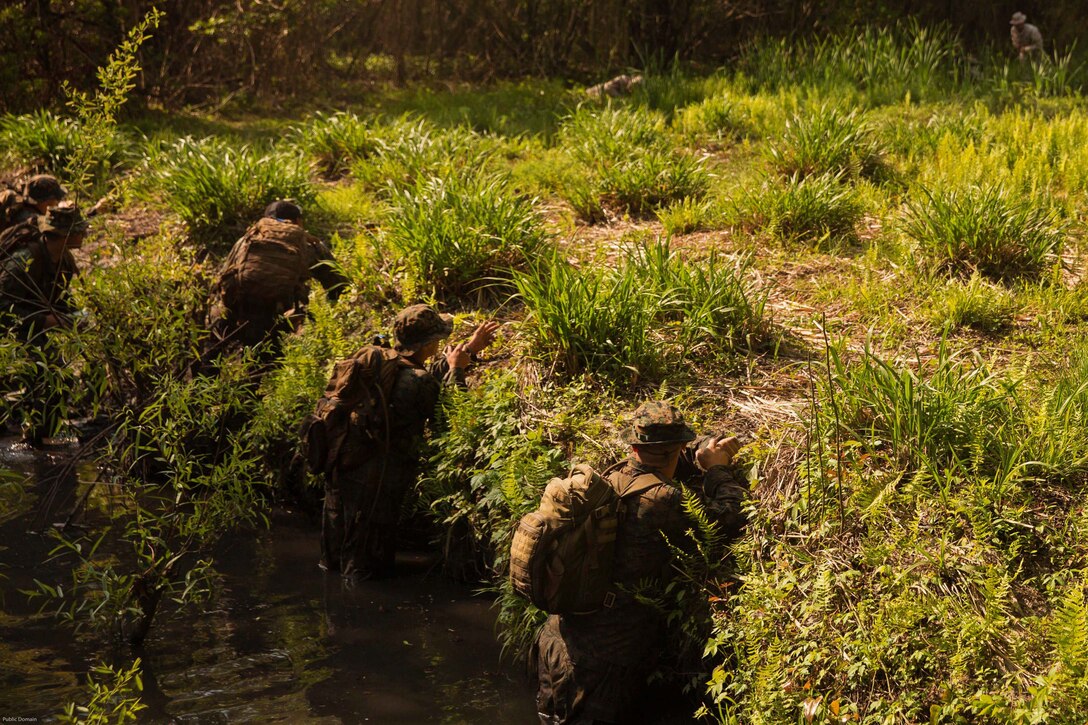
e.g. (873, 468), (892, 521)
(0, 187), (26, 233)
(509, 464), (664, 614)
(216, 218), (313, 313)
(299, 345), (408, 477)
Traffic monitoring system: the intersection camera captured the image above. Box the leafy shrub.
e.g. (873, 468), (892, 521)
(513, 252), (659, 381)
(768, 105), (884, 180)
(739, 173), (865, 249)
(930, 273), (1020, 333)
(137, 136), (314, 251)
(66, 232), (210, 409)
(704, 342), (1088, 723)
(385, 171), (551, 299)
(292, 111), (377, 177)
(0, 110), (125, 186)
(903, 183), (1065, 281)
(420, 371), (566, 581)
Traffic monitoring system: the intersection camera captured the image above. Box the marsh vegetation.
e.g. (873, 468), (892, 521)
(4, 18), (1088, 724)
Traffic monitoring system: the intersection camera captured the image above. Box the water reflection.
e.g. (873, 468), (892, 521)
(0, 440), (536, 723)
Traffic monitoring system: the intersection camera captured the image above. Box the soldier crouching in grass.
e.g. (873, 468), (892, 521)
(0, 174), (68, 234)
(534, 401), (749, 725)
(207, 200), (349, 368)
(0, 204), (88, 445)
(318, 304), (500, 583)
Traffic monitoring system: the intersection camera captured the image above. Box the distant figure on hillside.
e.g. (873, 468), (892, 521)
(0, 174), (67, 234)
(1010, 12), (1043, 60)
(586, 74), (644, 99)
(0, 203), (88, 445)
(207, 200), (348, 364)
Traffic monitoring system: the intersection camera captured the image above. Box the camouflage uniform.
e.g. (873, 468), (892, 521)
(209, 202), (348, 360)
(0, 175), (67, 235)
(535, 402), (749, 724)
(321, 305), (467, 580)
(1010, 12), (1043, 58)
(0, 205), (87, 443)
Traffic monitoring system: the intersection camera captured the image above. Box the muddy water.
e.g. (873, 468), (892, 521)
(0, 439), (537, 723)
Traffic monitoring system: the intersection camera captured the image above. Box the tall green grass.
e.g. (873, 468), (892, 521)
(903, 183), (1065, 281)
(0, 110), (126, 186)
(558, 106), (709, 218)
(628, 238), (768, 354)
(513, 252), (660, 380)
(291, 111), (376, 177)
(384, 171), (550, 299)
(137, 136), (314, 251)
(737, 172), (865, 249)
(514, 239), (766, 380)
(769, 105), (884, 181)
(353, 118), (498, 191)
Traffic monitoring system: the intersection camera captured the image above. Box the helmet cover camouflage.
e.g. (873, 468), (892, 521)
(623, 400), (697, 446)
(22, 174), (67, 205)
(37, 203), (89, 236)
(1010, 11), (1027, 24)
(394, 304), (454, 352)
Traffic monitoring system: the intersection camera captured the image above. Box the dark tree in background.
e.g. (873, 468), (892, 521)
(0, 0), (1074, 111)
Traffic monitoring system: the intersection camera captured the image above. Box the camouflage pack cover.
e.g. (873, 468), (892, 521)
(217, 217), (314, 312)
(509, 463), (663, 614)
(300, 345), (409, 477)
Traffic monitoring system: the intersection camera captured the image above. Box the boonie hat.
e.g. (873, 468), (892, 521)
(394, 304), (454, 352)
(22, 174), (67, 205)
(38, 203), (89, 236)
(622, 401), (697, 446)
(1010, 11), (1027, 24)
(263, 199), (302, 222)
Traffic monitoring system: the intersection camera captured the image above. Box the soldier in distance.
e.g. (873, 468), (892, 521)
(0, 203), (89, 445)
(0, 174), (67, 234)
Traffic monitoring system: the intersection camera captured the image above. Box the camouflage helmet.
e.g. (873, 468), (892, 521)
(22, 174), (67, 205)
(394, 304), (454, 353)
(1010, 11), (1027, 24)
(38, 203), (89, 237)
(623, 401), (697, 446)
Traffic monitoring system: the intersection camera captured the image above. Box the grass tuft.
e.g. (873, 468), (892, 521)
(384, 171), (550, 299)
(136, 136), (314, 251)
(738, 172), (865, 249)
(769, 104), (884, 181)
(903, 183), (1065, 282)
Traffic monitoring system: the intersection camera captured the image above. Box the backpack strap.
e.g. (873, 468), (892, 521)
(613, 471), (666, 499)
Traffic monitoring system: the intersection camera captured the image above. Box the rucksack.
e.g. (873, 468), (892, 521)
(509, 464), (664, 615)
(0, 187), (25, 233)
(0, 220), (41, 261)
(299, 345), (407, 477)
(217, 218), (314, 312)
